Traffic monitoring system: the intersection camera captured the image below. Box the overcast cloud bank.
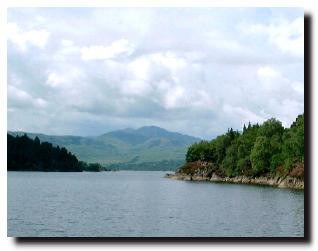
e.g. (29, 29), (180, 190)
(7, 8), (304, 139)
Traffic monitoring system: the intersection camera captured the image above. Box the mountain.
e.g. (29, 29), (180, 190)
(100, 126), (199, 147)
(8, 126), (201, 171)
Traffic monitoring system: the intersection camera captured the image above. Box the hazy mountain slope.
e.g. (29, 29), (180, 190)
(9, 126), (201, 170)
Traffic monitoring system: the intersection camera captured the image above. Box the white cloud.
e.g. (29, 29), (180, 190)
(150, 52), (187, 72)
(223, 104), (266, 125)
(8, 85), (31, 102)
(192, 90), (217, 108)
(46, 72), (66, 88)
(257, 66), (283, 92)
(80, 39), (135, 61)
(7, 8), (304, 138)
(256, 66), (301, 96)
(241, 17), (304, 57)
(254, 66), (304, 127)
(291, 81), (304, 95)
(219, 65), (304, 130)
(8, 72), (23, 87)
(205, 31), (243, 52)
(34, 98), (48, 108)
(51, 39), (80, 62)
(257, 66), (280, 78)
(61, 39), (74, 47)
(35, 16), (47, 23)
(8, 85), (48, 109)
(7, 22), (50, 50)
(128, 52), (187, 82)
(129, 56), (151, 80)
(46, 65), (84, 88)
(163, 85), (185, 109)
(121, 80), (152, 96)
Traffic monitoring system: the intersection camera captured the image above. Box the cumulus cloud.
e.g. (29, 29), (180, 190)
(7, 8), (304, 139)
(256, 65), (302, 99)
(46, 67), (83, 88)
(223, 104), (266, 125)
(128, 52), (187, 83)
(8, 85), (48, 109)
(7, 22), (50, 50)
(80, 39), (135, 61)
(240, 17), (304, 57)
(253, 66), (304, 126)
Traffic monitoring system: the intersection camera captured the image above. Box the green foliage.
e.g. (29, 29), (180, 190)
(79, 161), (107, 172)
(237, 157), (252, 176)
(186, 141), (215, 162)
(281, 114), (304, 172)
(250, 118), (284, 175)
(183, 114), (304, 178)
(270, 153), (284, 173)
(236, 124), (259, 174)
(222, 143), (238, 177)
(7, 134), (82, 172)
(250, 136), (271, 175)
(257, 118), (284, 138)
(7, 134), (108, 172)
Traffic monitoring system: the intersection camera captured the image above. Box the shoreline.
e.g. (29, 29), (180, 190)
(165, 172), (304, 190)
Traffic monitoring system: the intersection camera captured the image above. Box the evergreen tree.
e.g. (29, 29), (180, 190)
(7, 134), (83, 172)
(183, 114), (304, 178)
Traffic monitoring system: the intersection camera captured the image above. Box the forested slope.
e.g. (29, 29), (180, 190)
(179, 114), (304, 179)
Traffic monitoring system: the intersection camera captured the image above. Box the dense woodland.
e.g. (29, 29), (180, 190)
(7, 134), (106, 172)
(181, 114), (304, 178)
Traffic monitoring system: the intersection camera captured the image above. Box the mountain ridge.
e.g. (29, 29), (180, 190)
(10, 125), (199, 140)
(8, 126), (201, 171)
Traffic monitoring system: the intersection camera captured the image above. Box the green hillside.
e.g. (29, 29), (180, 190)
(9, 126), (200, 171)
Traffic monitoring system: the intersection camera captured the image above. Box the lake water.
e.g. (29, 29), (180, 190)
(7, 171), (304, 237)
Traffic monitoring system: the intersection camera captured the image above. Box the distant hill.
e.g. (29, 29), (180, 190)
(8, 126), (201, 171)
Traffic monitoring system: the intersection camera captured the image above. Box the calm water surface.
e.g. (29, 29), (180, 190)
(7, 171), (304, 237)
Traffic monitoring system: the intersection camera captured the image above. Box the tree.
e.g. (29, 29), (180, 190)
(34, 136), (40, 146)
(281, 114), (304, 171)
(7, 134), (83, 172)
(250, 136), (271, 176)
(257, 118), (284, 138)
(186, 141), (215, 162)
(236, 123), (259, 175)
(180, 114), (304, 178)
(222, 143), (238, 177)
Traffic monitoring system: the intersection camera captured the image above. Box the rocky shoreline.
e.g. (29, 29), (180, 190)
(165, 172), (304, 189)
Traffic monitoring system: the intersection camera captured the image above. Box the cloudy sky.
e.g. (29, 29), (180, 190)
(7, 8), (304, 139)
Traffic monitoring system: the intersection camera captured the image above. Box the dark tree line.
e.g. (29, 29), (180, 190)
(183, 114), (304, 178)
(7, 134), (107, 172)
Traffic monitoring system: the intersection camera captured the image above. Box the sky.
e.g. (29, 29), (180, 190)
(7, 8), (304, 139)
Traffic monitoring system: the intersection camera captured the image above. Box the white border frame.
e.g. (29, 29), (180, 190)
(1, 1), (316, 250)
